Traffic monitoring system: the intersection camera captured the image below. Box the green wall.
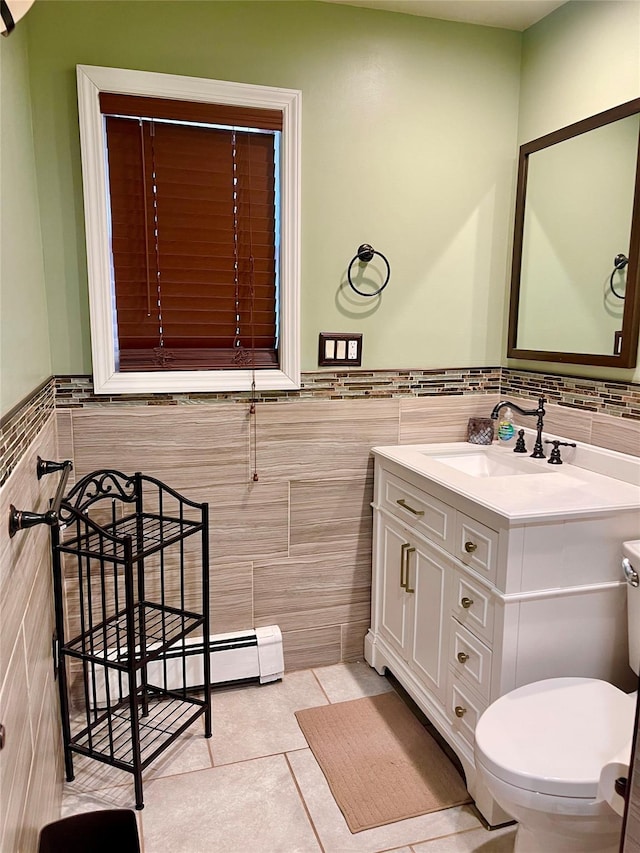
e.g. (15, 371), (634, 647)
(0, 20), (51, 415)
(4, 0), (638, 395)
(24, 0), (521, 376)
(512, 0), (640, 383)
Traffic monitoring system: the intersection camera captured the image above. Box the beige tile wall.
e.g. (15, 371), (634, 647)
(56, 392), (639, 674)
(1, 382), (637, 850)
(61, 395), (504, 670)
(505, 396), (640, 455)
(0, 417), (63, 853)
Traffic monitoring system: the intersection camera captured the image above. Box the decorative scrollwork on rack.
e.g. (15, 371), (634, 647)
(61, 470), (137, 520)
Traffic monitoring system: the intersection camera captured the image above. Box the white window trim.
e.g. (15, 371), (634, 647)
(76, 64), (301, 394)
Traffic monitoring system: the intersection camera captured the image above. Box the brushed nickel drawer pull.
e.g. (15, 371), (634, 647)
(454, 705), (467, 718)
(396, 499), (424, 517)
(457, 652), (470, 664)
(464, 541), (477, 553)
(461, 597), (474, 609)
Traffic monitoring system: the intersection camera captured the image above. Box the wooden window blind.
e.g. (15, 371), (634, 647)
(100, 94), (281, 372)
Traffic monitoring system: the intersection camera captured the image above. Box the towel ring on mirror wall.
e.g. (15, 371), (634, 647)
(610, 253), (628, 300)
(347, 244), (391, 297)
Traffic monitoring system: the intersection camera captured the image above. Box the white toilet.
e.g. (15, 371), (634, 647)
(474, 540), (640, 853)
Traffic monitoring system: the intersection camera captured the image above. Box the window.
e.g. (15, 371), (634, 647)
(77, 65), (301, 394)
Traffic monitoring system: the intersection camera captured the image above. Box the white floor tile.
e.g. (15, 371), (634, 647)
(209, 669), (328, 765)
(140, 755), (321, 853)
(312, 661), (394, 704)
(412, 825), (517, 852)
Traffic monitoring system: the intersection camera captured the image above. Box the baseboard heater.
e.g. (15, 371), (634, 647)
(91, 625), (284, 706)
(185, 625), (284, 687)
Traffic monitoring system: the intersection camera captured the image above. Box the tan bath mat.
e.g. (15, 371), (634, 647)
(295, 690), (471, 833)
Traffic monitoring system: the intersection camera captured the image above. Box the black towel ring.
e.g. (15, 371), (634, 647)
(609, 253), (628, 300)
(347, 244), (391, 297)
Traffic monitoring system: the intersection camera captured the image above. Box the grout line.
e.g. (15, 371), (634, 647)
(283, 750), (327, 853)
(205, 747), (307, 770)
(310, 668), (333, 704)
(206, 730), (217, 767)
(137, 809), (145, 853)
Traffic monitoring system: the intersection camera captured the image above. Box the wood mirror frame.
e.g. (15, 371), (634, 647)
(507, 98), (640, 368)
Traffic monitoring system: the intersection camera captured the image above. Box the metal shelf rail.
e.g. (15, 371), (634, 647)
(51, 469), (212, 809)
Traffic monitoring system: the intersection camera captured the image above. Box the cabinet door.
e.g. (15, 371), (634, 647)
(379, 516), (411, 659)
(407, 541), (449, 703)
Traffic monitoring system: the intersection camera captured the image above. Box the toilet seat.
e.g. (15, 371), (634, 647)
(474, 677), (635, 798)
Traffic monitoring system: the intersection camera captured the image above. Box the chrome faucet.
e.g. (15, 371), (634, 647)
(490, 396), (546, 458)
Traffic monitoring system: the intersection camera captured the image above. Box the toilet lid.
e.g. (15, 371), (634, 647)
(474, 678), (635, 798)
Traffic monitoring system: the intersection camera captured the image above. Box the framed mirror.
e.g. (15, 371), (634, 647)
(507, 98), (640, 367)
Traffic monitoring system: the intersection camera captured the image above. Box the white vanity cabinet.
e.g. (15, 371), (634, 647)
(377, 511), (449, 703)
(365, 446), (640, 826)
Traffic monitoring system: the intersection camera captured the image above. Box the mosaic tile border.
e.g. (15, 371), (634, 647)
(53, 368), (502, 407)
(3, 368), (639, 483)
(54, 369), (640, 418)
(501, 368), (640, 420)
(0, 378), (56, 487)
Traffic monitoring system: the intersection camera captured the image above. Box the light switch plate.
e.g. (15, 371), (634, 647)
(318, 333), (362, 366)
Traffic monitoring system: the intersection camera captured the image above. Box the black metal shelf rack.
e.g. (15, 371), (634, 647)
(51, 469), (212, 809)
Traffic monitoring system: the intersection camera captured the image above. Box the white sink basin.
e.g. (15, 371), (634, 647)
(372, 440), (640, 522)
(428, 449), (551, 478)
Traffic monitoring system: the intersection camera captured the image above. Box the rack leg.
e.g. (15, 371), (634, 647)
(204, 701), (212, 739)
(134, 772), (144, 811)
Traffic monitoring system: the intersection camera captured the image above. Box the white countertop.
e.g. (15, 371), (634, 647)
(373, 440), (640, 523)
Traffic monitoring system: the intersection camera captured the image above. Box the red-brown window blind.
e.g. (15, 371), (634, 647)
(100, 93), (282, 372)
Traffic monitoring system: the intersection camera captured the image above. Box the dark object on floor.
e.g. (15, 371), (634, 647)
(38, 809), (140, 853)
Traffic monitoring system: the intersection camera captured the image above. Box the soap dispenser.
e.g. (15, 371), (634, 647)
(497, 407), (515, 442)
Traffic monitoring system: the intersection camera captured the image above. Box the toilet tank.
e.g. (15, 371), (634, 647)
(624, 540), (640, 676)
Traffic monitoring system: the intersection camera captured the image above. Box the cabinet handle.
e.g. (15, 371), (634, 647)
(464, 541), (477, 553)
(457, 651), (470, 664)
(400, 543), (416, 594)
(396, 499), (424, 517)
(400, 543), (410, 588)
(461, 597), (474, 609)
(454, 705), (467, 718)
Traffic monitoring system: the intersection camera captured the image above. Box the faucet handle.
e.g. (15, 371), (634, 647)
(544, 439), (576, 465)
(514, 429), (527, 454)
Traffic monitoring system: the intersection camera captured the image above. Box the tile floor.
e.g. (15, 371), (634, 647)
(61, 662), (517, 853)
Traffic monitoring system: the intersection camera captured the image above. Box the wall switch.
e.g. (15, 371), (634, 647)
(318, 333), (362, 366)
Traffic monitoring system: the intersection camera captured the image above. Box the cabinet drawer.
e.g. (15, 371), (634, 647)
(380, 470), (454, 550)
(451, 570), (495, 646)
(447, 674), (488, 751)
(450, 620), (492, 700)
(455, 513), (499, 584)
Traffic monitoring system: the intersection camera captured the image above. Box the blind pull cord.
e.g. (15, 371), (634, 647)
(149, 120), (166, 361)
(139, 119), (152, 318)
(248, 137), (259, 482)
(250, 375), (258, 482)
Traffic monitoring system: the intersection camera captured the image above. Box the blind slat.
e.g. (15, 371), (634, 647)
(100, 92), (283, 131)
(105, 107), (278, 371)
